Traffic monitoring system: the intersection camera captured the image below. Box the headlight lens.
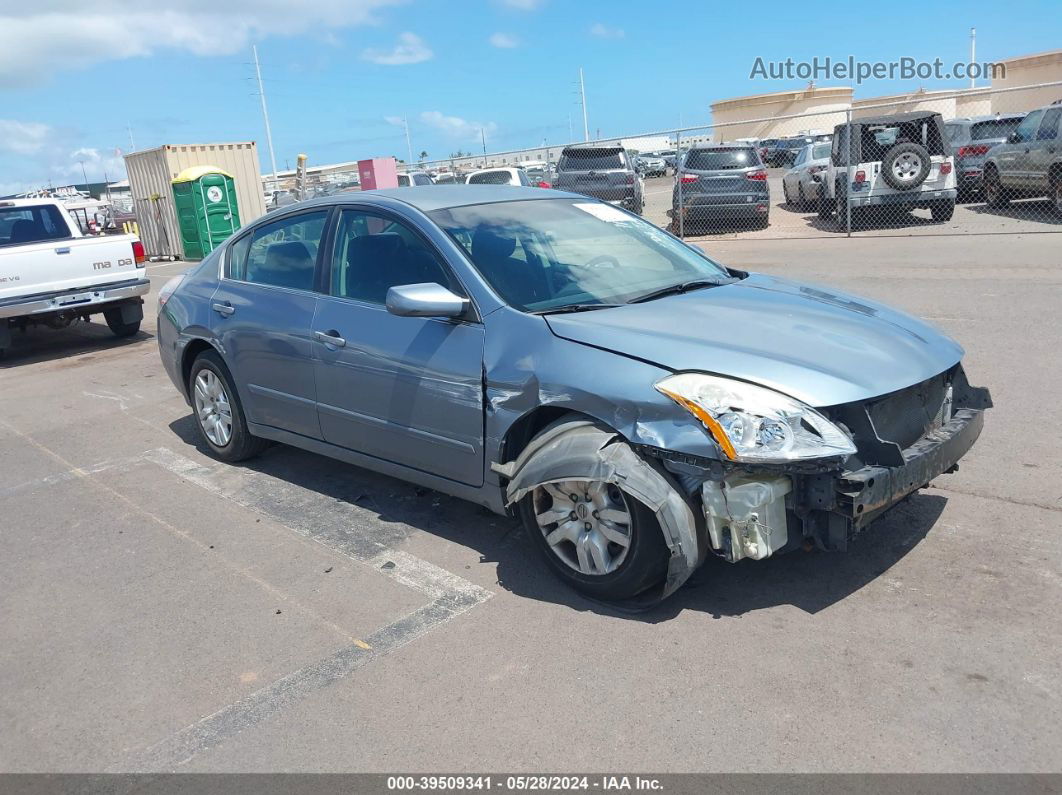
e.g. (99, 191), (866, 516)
(655, 373), (856, 463)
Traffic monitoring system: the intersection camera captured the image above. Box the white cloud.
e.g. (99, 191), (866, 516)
(0, 1), (403, 85)
(0, 120), (52, 155)
(361, 32), (433, 66)
(498, 0), (544, 9)
(420, 111), (497, 143)
(589, 22), (625, 39)
(489, 32), (519, 49)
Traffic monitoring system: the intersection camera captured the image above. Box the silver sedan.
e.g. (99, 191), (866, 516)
(781, 142), (832, 210)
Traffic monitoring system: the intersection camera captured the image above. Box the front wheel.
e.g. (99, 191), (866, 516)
(984, 169), (1010, 208)
(1051, 177), (1062, 218)
(189, 350), (268, 462)
(817, 193), (834, 220)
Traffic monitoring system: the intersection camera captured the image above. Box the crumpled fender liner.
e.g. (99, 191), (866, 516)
(494, 419), (701, 604)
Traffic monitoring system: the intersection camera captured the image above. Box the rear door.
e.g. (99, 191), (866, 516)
(682, 148), (765, 204)
(555, 149), (630, 201)
(1029, 107), (1061, 193)
(210, 208), (330, 440)
(312, 207), (485, 486)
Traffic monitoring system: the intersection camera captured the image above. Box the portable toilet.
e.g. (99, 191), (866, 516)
(170, 165), (241, 260)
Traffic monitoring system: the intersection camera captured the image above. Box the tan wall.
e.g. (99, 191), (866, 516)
(710, 87), (854, 141)
(990, 51), (1062, 113)
(125, 142), (267, 259)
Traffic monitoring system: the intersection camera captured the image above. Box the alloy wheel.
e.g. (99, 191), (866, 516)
(193, 369), (233, 447)
(892, 152), (922, 184)
(532, 480), (632, 576)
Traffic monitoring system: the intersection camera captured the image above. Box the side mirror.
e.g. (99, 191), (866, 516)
(386, 283), (469, 319)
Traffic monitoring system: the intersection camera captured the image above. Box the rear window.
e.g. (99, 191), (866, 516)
(559, 148), (625, 171)
(684, 148), (759, 171)
(469, 170), (515, 185)
(811, 143), (832, 160)
(971, 118), (1022, 140)
(944, 123), (966, 142)
(0, 204), (71, 247)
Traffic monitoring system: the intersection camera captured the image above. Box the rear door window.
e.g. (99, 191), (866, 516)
(684, 148), (758, 170)
(559, 149), (625, 171)
(1035, 108), (1061, 141)
(0, 204), (71, 247)
(1013, 110), (1044, 144)
(228, 210), (328, 291)
(469, 170), (515, 185)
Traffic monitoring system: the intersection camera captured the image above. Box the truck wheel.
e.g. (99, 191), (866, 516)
(515, 427), (670, 601)
(188, 350), (268, 462)
(931, 199), (955, 222)
(103, 307), (141, 338)
(817, 190), (834, 220)
(983, 167), (1010, 208)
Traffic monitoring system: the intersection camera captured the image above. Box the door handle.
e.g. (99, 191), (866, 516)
(54, 247), (71, 255)
(212, 302), (235, 317)
(314, 330), (346, 348)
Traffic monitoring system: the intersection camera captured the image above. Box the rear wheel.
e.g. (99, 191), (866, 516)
(797, 183), (808, 210)
(984, 167), (1010, 208)
(930, 199), (955, 222)
(1051, 175), (1062, 218)
(817, 190), (834, 220)
(782, 181), (792, 206)
(189, 350), (268, 462)
(103, 307), (141, 338)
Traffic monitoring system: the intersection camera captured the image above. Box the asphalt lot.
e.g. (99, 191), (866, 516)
(1, 230), (1061, 773)
(641, 171), (1062, 239)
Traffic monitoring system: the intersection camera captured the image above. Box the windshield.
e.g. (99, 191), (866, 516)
(811, 143), (831, 160)
(428, 198), (732, 312)
(684, 148), (758, 170)
(469, 170), (514, 185)
(971, 118), (1021, 140)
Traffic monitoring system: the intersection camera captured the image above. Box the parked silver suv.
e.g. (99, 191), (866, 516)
(982, 102), (1062, 216)
(553, 145), (644, 215)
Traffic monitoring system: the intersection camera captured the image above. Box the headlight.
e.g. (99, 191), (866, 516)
(655, 373), (856, 463)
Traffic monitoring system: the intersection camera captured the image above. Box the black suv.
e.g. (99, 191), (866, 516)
(553, 145), (644, 214)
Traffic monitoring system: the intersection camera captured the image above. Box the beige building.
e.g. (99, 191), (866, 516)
(852, 87), (993, 119)
(988, 49), (1062, 113)
(709, 85), (853, 142)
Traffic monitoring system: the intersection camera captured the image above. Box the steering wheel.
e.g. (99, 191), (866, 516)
(582, 254), (620, 270)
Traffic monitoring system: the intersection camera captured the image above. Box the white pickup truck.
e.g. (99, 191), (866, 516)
(0, 198), (150, 357)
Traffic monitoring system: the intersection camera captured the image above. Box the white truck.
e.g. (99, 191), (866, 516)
(0, 198), (149, 357)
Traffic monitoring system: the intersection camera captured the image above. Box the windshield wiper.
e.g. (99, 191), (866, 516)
(627, 279), (724, 304)
(533, 303), (624, 315)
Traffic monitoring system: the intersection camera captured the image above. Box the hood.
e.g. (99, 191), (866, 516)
(545, 273), (963, 407)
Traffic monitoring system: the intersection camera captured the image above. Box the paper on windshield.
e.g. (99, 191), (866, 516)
(573, 202), (635, 223)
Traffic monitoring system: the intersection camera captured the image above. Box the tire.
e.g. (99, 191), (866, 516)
(1051, 175), (1062, 218)
(818, 191), (834, 220)
(188, 350), (268, 462)
(103, 307), (141, 338)
(797, 183), (808, 210)
(515, 429), (670, 601)
(983, 167), (1010, 208)
(931, 199), (955, 222)
(834, 186), (850, 229)
(880, 141), (931, 191)
(782, 181), (792, 206)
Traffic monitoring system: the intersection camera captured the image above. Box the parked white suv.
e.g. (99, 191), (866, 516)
(0, 198), (148, 356)
(819, 111), (956, 226)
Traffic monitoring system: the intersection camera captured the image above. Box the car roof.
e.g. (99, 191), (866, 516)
(688, 143), (756, 150)
(291, 185), (584, 213)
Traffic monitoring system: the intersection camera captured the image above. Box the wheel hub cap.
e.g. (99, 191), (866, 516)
(193, 370), (233, 447)
(532, 480), (632, 576)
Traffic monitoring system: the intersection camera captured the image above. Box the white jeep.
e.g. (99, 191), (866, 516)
(819, 111), (957, 227)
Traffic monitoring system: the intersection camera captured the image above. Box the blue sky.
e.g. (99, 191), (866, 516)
(1, 0), (1060, 192)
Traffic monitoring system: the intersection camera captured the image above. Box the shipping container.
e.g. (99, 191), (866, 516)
(124, 142), (267, 258)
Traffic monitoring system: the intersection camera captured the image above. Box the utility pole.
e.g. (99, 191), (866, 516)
(568, 113), (573, 143)
(253, 45), (279, 191)
(579, 67), (589, 141)
(126, 123), (136, 152)
(480, 128), (488, 167)
(404, 117), (414, 165)
(969, 27), (977, 88)
(78, 160), (89, 188)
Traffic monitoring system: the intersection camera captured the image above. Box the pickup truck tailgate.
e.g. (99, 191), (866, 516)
(0, 234), (143, 301)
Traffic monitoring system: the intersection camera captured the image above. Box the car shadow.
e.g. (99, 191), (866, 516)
(0, 320), (153, 369)
(803, 207), (944, 234)
(167, 416), (947, 623)
(964, 198), (1061, 225)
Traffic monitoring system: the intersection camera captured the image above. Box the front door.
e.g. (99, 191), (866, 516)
(999, 108), (1045, 190)
(211, 208), (330, 440)
(312, 208), (485, 486)
(1030, 107), (1061, 195)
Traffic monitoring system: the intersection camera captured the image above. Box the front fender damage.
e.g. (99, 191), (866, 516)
(493, 419), (701, 601)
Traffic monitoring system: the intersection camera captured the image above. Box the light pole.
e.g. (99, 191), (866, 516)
(579, 67), (589, 141)
(253, 45), (279, 192)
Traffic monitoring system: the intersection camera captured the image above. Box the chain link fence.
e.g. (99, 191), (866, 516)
(267, 81), (1062, 241)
